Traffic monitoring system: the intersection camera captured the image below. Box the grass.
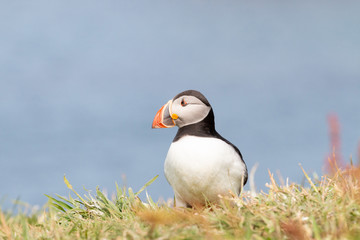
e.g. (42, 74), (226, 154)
(1, 165), (360, 240)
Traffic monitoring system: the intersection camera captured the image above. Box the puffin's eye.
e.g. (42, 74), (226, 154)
(181, 99), (188, 107)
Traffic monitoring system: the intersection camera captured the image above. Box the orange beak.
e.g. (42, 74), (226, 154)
(152, 100), (176, 128)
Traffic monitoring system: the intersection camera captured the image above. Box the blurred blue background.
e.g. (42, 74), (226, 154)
(1, 1), (360, 208)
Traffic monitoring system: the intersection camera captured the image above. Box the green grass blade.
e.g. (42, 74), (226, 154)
(21, 217), (29, 239)
(96, 187), (110, 205)
(311, 216), (321, 240)
(115, 182), (123, 197)
(145, 191), (157, 209)
(55, 194), (76, 206)
(63, 175), (90, 207)
(135, 175), (158, 196)
(45, 194), (73, 211)
(299, 164), (319, 193)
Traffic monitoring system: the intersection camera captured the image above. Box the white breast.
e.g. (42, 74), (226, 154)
(164, 135), (246, 206)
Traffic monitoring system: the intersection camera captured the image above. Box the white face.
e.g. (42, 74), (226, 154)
(171, 95), (211, 128)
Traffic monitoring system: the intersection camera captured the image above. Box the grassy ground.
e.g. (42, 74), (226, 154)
(1, 165), (360, 240)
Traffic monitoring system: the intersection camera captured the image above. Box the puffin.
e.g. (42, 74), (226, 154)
(152, 90), (248, 207)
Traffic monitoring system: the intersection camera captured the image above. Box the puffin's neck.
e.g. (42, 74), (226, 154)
(173, 109), (217, 142)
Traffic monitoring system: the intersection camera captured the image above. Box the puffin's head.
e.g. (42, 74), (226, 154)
(152, 90), (212, 129)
